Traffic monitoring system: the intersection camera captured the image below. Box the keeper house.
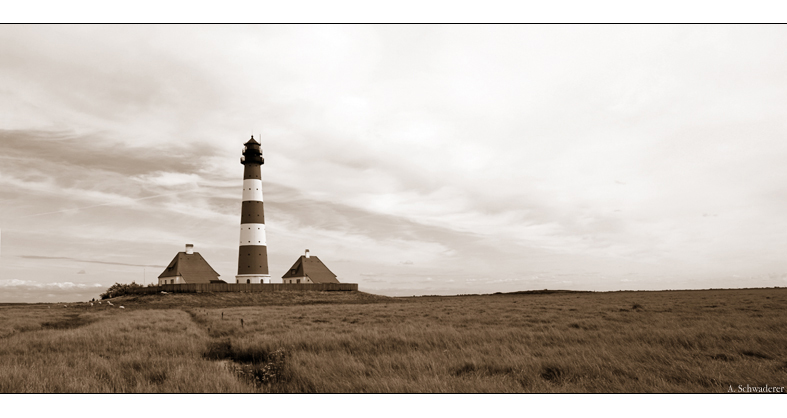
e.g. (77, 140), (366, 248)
(158, 244), (223, 284)
(281, 249), (340, 284)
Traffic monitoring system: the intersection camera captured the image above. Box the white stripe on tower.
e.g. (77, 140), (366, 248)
(239, 223), (266, 245)
(242, 179), (263, 201)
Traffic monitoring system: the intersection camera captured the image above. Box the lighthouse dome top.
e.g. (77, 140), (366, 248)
(244, 135), (260, 146)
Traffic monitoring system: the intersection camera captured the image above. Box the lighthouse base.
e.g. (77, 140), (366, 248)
(235, 274), (271, 284)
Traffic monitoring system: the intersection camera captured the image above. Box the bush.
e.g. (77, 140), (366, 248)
(230, 349), (288, 386)
(100, 282), (144, 299)
(204, 339), (289, 387)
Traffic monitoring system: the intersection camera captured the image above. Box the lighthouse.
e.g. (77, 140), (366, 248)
(235, 135), (270, 284)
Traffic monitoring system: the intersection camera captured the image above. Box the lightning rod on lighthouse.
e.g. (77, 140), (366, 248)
(236, 135), (270, 284)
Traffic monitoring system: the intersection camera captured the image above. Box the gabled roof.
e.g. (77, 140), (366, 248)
(158, 252), (220, 284)
(281, 256), (339, 284)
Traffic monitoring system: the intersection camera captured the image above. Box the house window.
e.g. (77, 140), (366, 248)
(246, 279), (250, 284)
(297, 279), (300, 284)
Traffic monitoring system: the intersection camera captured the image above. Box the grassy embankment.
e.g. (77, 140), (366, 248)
(0, 288), (785, 392)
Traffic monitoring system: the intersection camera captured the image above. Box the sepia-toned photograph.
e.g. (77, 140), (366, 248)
(1, 12), (785, 405)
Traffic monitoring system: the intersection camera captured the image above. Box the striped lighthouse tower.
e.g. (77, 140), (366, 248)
(236, 135), (269, 284)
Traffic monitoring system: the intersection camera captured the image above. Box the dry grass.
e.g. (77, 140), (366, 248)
(1, 288), (786, 392)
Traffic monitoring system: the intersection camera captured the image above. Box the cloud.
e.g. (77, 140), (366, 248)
(0, 280), (105, 303)
(0, 279), (102, 289)
(0, 130), (211, 178)
(135, 172), (204, 188)
(19, 255), (165, 268)
(0, 130), (231, 225)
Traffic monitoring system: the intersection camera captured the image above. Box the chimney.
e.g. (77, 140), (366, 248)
(305, 249), (310, 258)
(185, 244), (194, 254)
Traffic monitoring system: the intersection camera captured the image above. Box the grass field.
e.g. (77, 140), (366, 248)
(1, 288), (785, 393)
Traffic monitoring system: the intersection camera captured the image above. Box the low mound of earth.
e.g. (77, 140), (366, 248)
(107, 290), (396, 309)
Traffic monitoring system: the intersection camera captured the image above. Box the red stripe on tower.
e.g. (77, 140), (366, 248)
(236, 135), (269, 283)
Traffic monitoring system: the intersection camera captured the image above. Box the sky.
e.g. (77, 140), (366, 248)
(1, 24), (787, 302)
